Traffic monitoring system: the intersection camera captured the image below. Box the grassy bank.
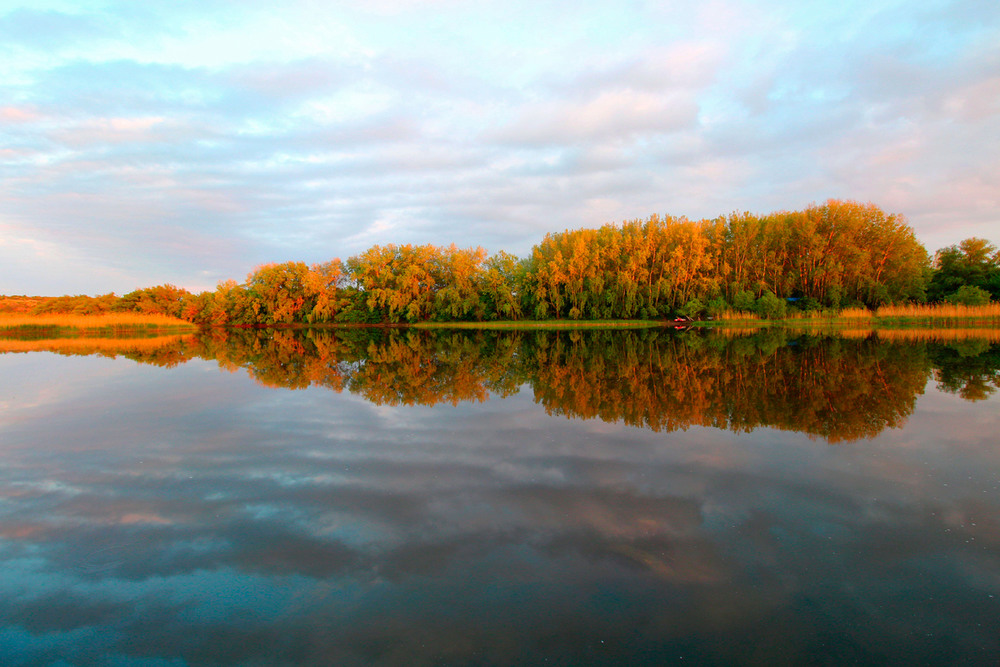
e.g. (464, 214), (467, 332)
(412, 319), (665, 330)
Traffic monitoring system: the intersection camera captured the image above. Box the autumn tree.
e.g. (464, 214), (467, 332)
(114, 284), (192, 318)
(480, 250), (524, 320)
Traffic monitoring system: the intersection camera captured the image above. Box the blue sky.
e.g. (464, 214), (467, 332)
(1, 0), (998, 295)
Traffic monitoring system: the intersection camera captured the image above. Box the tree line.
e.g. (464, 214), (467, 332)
(5, 200), (998, 324)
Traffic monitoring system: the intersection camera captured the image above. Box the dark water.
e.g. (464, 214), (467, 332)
(1, 328), (998, 666)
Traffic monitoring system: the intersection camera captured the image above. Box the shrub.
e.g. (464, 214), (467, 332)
(706, 297), (729, 318)
(948, 285), (991, 306)
(795, 296), (822, 312)
(754, 292), (787, 320)
(733, 290), (756, 311)
(678, 298), (706, 319)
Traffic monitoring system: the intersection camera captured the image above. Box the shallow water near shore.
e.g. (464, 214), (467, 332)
(1, 328), (998, 665)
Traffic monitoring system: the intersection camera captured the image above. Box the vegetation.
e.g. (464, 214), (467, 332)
(3, 201), (996, 327)
(927, 237), (1000, 303)
(0, 312), (196, 335)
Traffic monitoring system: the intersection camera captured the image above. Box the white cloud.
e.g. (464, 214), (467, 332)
(0, 0), (997, 294)
(496, 90), (700, 146)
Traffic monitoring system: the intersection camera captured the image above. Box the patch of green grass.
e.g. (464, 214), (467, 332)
(412, 319), (666, 330)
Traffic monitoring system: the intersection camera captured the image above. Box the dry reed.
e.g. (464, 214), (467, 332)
(716, 310), (759, 321)
(0, 312), (194, 329)
(838, 307), (875, 319)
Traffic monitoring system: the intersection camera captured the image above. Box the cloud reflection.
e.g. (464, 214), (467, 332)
(0, 332), (999, 663)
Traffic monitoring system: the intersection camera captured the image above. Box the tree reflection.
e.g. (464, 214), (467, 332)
(183, 328), (943, 442)
(526, 330), (931, 442)
(6, 327), (998, 442)
(929, 338), (1000, 401)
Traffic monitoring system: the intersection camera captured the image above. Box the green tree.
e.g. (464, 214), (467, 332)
(929, 238), (1000, 302)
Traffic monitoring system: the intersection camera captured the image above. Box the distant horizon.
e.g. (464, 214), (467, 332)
(3, 0), (998, 295)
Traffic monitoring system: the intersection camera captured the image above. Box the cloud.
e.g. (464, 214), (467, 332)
(2, 341), (1000, 661)
(495, 90), (700, 146)
(0, 8), (116, 51)
(0, 0), (997, 294)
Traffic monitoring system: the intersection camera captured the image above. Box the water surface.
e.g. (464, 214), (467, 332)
(1, 328), (998, 665)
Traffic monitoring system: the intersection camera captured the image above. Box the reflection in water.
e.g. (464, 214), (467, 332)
(31, 326), (998, 442)
(0, 329), (999, 664)
(7, 327), (996, 442)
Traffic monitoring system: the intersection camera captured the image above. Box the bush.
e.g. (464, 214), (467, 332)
(706, 297), (729, 318)
(754, 292), (787, 320)
(733, 290), (756, 311)
(948, 285), (991, 306)
(795, 296), (821, 312)
(678, 298), (706, 319)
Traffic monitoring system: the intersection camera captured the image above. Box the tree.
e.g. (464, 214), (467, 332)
(480, 251), (523, 320)
(115, 284), (192, 317)
(929, 238), (1000, 302)
(246, 262), (314, 324)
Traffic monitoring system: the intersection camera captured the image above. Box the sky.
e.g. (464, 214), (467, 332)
(1, 0), (998, 295)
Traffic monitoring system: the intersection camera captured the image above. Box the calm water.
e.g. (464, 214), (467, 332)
(1, 328), (999, 666)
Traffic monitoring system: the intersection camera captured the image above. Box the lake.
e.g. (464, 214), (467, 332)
(1, 327), (998, 665)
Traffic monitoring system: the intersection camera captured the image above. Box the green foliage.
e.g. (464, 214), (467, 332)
(706, 297), (729, 318)
(929, 238), (1000, 302)
(824, 283), (845, 308)
(754, 292), (786, 319)
(732, 290), (756, 311)
(947, 285), (991, 306)
(678, 298), (705, 319)
(794, 296), (822, 312)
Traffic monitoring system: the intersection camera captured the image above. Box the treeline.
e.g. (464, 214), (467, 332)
(0, 285), (192, 317)
(6, 200), (997, 324)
